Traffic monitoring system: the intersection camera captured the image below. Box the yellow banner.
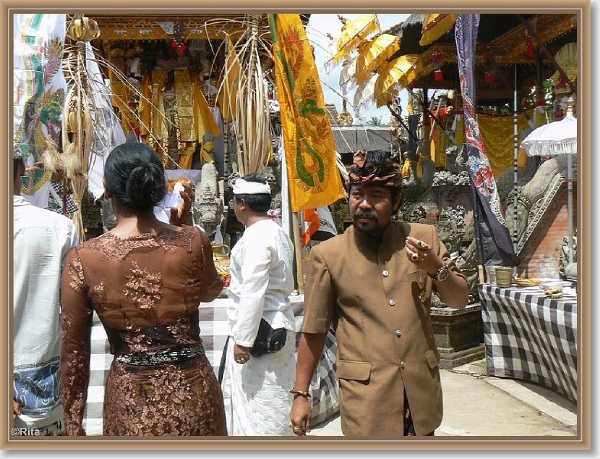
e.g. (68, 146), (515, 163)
(269, 14), (345, 212)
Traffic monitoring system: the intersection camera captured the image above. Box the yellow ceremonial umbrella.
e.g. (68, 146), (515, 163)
(354, 33), (400, 85)
(550, 42), (577, 95)
(419, 13), (457, 46)
(333, 14), (380, 64)
(374, 54), (422, 107)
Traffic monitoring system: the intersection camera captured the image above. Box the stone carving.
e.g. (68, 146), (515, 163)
(454, 233), (481, 305)
(503, 155), (573, 256)
(400, 142), (436, 201)
(193, 162), (225, 240)
(560, 233), (577, 281)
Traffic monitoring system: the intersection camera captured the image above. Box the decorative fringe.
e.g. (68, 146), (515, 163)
(522, 139), (577, 157)
(419, 14), (458, 46)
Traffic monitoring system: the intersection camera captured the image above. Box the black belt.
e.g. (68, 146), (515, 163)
(115, 344), (205, 366)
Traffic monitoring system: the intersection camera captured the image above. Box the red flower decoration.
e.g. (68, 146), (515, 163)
(171, 37), (188, 56)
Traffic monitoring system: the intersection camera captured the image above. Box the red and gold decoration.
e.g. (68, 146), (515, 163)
(171, 20), (188, 56)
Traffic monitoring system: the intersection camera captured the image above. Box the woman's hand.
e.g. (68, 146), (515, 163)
(169, 180), (194, 226)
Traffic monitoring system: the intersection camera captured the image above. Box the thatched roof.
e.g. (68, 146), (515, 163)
(333, 126), (393, 156)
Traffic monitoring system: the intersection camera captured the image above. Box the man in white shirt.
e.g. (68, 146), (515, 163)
(13, 155), (79, 436)
(219, 174), (296, 435)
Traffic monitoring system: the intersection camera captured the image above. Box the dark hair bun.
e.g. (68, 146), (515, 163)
(104, 142), (167, 210)
(126, 163), (167, 208)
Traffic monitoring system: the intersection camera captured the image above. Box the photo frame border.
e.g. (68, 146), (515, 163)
(1, 0), (592, 452)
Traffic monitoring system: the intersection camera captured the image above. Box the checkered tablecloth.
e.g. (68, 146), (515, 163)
(83, 294), (339, 435)
(479, 284), (577, 403)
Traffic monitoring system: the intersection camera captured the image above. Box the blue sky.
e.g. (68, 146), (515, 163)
(306, 13), (409, 125)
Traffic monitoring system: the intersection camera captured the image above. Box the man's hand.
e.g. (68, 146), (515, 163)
(290, 396), (312, 435)
(13, 400), (20, 419)
(233, 343), (250, 365)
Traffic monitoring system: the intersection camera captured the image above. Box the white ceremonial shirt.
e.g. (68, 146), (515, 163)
(226, 219), (295, 347)
(13, 195), (79, 428)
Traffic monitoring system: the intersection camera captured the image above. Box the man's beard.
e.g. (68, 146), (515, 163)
(352, 211), (386, 237)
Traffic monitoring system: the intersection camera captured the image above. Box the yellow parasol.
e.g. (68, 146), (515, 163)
(551, 42), (577, 95)
(333, 14), (380, 64)
(374, 54), (422, 107)
(354, 33), (400, 85)
(419, 13), (457, 46)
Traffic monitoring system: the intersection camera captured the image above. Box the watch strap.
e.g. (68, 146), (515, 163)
(430, 259), (450, 281)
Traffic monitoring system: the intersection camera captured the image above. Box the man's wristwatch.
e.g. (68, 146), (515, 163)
(430, 260), (450, 282)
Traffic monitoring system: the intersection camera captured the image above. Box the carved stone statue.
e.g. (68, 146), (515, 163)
(560, 233), (577, 281)
(193, 162), (225, 240)
(503, 155), (573, 259)
(400, 142), (436, 201)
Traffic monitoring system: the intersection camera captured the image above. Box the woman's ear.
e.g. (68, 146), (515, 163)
(102, 178), (113, 199)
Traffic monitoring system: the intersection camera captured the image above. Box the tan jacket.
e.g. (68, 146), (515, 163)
(302, 221), (464, 437)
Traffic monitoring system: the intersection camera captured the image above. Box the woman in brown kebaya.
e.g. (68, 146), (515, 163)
(60, 142), (226, 436)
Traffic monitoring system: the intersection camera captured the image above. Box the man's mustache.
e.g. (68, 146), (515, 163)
(354, 211), (377, 219)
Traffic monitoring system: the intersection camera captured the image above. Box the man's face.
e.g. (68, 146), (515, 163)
(232, 197), (244, 223)
(348, 184), (399, 236)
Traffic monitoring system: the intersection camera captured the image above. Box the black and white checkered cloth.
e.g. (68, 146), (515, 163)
(46, 182), (78, 219)
(479, 284), (577, 403)
(83, 295), (339, 435)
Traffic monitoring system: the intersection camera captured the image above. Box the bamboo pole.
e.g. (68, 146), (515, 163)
(292, 212), (305, 294)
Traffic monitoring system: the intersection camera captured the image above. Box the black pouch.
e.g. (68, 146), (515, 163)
(250, 318), (287, 357)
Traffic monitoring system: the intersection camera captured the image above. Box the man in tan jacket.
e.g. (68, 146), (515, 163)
(290, 149), (469, 437)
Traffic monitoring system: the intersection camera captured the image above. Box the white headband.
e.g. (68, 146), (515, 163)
(232, 178), (271, 195)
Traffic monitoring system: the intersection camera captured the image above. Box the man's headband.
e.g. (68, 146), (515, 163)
(346, 150), (403, 189)
(232, 178), (271, 195)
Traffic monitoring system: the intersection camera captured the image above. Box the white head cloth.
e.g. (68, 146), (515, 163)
(232, 178), (271, 195)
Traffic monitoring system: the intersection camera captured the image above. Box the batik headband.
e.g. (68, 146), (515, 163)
(346, 150), (403, 188)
